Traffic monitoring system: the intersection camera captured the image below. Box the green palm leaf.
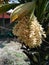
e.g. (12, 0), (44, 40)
(35, 0), (48, 22)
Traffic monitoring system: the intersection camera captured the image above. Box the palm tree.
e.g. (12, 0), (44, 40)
(0, 0), (49, 65)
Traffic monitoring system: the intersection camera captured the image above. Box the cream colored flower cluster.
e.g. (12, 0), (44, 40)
(12, 16), (46, 48)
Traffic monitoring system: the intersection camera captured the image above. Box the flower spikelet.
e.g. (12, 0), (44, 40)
(12, 15), (46, 48)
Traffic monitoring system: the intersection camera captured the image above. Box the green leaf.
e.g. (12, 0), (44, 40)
(0, 3), (19, 14)
(35, 0), (48, 22)
(10, 1), (35, 22)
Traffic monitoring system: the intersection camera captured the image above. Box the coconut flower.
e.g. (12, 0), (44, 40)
(12, 15), (46, 48)
(10, 2), (46, 48)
